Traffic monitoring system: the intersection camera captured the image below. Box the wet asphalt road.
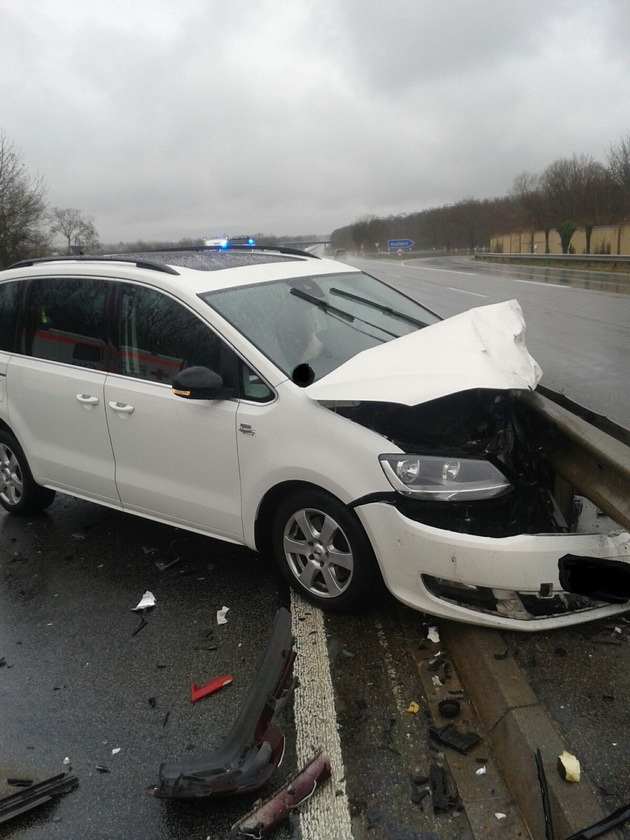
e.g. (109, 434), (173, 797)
(0, 495), (296, 840)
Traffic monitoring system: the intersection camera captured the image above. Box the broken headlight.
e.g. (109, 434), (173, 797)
(379, 454), (511, 501)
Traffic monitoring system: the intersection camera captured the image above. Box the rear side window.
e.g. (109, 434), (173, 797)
(0, 281), (22, 352)
(21, 277), (110, 370)
(115, 285), (223, 385)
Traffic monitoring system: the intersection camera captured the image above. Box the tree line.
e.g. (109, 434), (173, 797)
(330, 131), (630, 255)
(0, 130), (99, 268)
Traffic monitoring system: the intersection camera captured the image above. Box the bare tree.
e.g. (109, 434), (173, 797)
(50, 207), (100, 254)
(0, 130), (50, 268)
(607, 130), (630, 215)
(541, 155), (614, 225)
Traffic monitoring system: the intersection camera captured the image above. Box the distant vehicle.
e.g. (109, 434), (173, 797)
(203, 236), (256, 248)
(334, 248), (347, 258)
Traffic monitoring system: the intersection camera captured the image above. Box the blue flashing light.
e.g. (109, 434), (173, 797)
(247, 237), (256, 246)
(220, 238), (229, 249)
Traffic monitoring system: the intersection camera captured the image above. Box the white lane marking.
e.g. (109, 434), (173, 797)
(402, 263), (476, 276)
(447, 287), (487, 297)
(291, 593), (353, 840)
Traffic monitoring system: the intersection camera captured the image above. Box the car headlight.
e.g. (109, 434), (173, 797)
(379, 454), (511, 501)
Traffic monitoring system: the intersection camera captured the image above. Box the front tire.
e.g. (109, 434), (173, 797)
(271, 488), (381, 611)
(0, 431), (56, 516)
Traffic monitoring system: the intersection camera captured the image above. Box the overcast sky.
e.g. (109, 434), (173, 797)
(3, 0), (630, 244)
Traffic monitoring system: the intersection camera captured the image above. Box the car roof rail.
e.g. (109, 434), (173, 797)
(8, 255), (181, 275)
(136, 244), (322, 260)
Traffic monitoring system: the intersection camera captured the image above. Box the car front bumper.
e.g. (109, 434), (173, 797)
(357, 502), (630, 630)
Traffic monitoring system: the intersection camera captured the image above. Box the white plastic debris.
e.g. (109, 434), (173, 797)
(132, 591), (156, 611)
(217, 605), (230, 625)
(63, 757), (71, 766)
(495, 813), (507, 820)
(475, 766), (487, 776)
(431, 675), (443, 687)
(558, 750), (581, 782)
(427, 626), (440, 643)
(112, 747), (121, 755)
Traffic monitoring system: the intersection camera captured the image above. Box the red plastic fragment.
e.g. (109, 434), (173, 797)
(190, 675), (233, 703)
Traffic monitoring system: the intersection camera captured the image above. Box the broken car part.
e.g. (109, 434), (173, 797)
(190, 674), (233, 702)
(563, 800), (630, 840)
(429, 723), (481, 755)
(535, 748), (555, 840)
(0, 772), (78, 825)
(229, 750), (331, 838)
(149, 607), (295, 799)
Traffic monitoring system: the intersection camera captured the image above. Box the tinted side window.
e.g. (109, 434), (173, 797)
(0, 281), (22, 352)
(116, 285), (222, 385)
(21, 278), (110, 370)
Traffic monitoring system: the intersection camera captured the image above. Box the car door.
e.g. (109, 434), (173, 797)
(103, 283), (243, 540)
(7, 276), (120, 504)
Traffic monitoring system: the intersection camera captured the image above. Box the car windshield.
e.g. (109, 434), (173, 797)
(202, 272), (440, 380)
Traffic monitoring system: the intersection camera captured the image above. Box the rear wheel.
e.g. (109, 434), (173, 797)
(271, 488), (381, 611)
(0, 431), (56, 515)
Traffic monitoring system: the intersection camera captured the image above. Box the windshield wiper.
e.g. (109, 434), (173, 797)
(329, 287), (428, 328)
(290, 287), (399, 339)
(289, 287), (354, 321)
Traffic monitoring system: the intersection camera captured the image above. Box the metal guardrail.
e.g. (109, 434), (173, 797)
(477, 252), (630, 273)
(521, 389), (630, 532)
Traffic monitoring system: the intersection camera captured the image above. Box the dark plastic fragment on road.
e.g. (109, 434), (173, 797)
(563, 799), (630, 839)
(429, 724), (481, 754)
(0, 773), (78, 825)
(437, 699), (461, 719)
(429, 763), (459, 814)
(6, 778), (33, 787)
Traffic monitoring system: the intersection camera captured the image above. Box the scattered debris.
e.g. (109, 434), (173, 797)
(427, 626), (440, 644)
(216, 605), (230, 625)
(557, 750), (581, 783)
(149, 607), (295, 799)
(112, 748), (121, 755)
(431, 675), (443, 687)
(190, 675), (233, 703)
(406, 701), (420, 714)
(475, 766), (487, 776)
(6, 778), (33, 787)
(0, 772), (78, 825)
(96, 765), (110, 773)
(495, 812), (507, 820)
(429, 723), (481, 755)
(132, 591), (156, 611)
(437, 699), (460, 719)
(229, 750), (331, 838)
(132, 617), (148, 637)
(429, 763), (459, 814)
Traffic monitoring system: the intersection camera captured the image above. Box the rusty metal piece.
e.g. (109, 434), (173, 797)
(229, 750), (331, 838)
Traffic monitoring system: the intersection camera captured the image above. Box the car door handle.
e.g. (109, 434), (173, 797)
(108, 401), (135, 414)
(76, 393), (100, 406)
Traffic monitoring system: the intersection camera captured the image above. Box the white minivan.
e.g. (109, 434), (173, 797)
(1, 246), (628, 630)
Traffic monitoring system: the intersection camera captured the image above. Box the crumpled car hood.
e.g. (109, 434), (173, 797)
(304, 299), (542, 407)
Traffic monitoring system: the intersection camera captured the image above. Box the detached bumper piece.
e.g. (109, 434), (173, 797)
(149, 607), (296, 799)
(229, 750), (331, 839)
(0, 773), (78, 825)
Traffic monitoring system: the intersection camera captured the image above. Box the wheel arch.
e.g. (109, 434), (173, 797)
(254, 480), (346, 558)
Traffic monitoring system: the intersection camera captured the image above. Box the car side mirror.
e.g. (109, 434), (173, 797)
(172, 366), (227, 400)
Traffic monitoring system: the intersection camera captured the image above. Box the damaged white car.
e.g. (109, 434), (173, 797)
(0, 247), (628, 630)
